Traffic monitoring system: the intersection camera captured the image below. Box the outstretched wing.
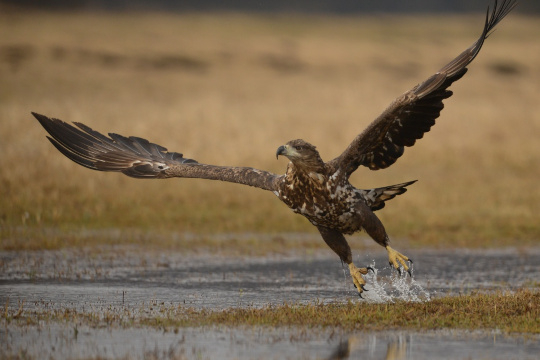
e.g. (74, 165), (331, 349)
(329, 0), (516, 177)
(33, 112), (280, 191)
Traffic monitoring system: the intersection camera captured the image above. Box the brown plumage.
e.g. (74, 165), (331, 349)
(33, 0), (516, 297)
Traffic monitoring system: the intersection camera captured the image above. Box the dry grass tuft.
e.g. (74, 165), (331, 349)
(1, 11), (539, 250)
(4, 289), (538, 333)
(190, 289), (540, 333)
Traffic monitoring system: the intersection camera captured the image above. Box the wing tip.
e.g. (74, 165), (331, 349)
(31, 111), (51, 124)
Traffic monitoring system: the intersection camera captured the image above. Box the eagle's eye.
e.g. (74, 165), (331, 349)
(294, 146), (303, 151)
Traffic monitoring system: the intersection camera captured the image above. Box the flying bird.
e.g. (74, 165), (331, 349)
(34, 0), (516, 297)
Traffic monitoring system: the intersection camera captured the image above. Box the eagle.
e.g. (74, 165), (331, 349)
(34, 0), (516, 297)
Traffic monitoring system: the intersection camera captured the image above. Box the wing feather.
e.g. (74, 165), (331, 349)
(329, 0), (516, 176)
(33, 112), (280, 191)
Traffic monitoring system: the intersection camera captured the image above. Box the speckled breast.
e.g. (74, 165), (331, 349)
(274, 174), (365, 234)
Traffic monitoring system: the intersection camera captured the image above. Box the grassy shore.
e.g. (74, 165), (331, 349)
(1, 10), (539, 251)
(4, 290), (538, 334)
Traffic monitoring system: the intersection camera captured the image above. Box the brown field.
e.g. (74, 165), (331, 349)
(1, 9), (539, 251)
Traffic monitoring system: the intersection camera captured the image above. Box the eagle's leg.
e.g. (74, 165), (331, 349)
(317, 226), (371, 297)
(356, 203), (412, 275)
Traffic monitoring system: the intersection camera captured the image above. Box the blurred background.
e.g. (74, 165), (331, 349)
(2, 0), (540, 13)
(1, 0), (539, 251)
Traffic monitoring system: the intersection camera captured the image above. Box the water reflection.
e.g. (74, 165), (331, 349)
(327, 331), (540, 360)
(328, 341), (350, 360)
(328, 334), (407, 360)
(2, 324), (539, 359)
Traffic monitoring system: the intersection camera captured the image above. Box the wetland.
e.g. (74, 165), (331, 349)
(2, 244), (539, 359)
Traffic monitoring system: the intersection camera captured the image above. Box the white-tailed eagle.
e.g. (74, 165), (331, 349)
(34, 0), (516, 297)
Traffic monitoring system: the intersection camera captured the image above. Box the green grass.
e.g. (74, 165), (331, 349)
(4, 290), (539, 334)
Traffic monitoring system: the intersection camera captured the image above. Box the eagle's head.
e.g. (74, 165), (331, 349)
(276, 139), (325, 172)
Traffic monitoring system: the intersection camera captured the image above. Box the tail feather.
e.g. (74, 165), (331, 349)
(361, 180), (417, 211)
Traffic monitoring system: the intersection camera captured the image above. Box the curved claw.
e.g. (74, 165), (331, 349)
(358, 292), (363, 299)
(407, 269), (413, 277)
(366, 266), (375, 273)
(387, 246), (412, 275)
(360, 284), (368, 292)
(408, 258), (414, 264)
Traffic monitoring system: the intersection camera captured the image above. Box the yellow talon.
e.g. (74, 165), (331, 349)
(386, 245), (411, 272)
(348, 263), (369, 295)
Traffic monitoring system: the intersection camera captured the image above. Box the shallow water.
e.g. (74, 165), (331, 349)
(1, 246), (540, 359)
(2, 325), (539, 360)
(2, 247), (539, 308)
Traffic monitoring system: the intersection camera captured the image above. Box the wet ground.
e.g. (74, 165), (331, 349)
(1, 246), (540, 359)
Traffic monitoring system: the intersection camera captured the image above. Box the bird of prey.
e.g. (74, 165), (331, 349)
(34, 0), (516, 297)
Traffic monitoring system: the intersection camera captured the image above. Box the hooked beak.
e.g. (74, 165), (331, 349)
(276, 145), (287, 159)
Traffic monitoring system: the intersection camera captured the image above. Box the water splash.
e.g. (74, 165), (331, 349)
(362, 261), (431, 303)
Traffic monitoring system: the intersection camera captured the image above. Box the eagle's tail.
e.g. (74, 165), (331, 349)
(361, 180), (417, 211)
